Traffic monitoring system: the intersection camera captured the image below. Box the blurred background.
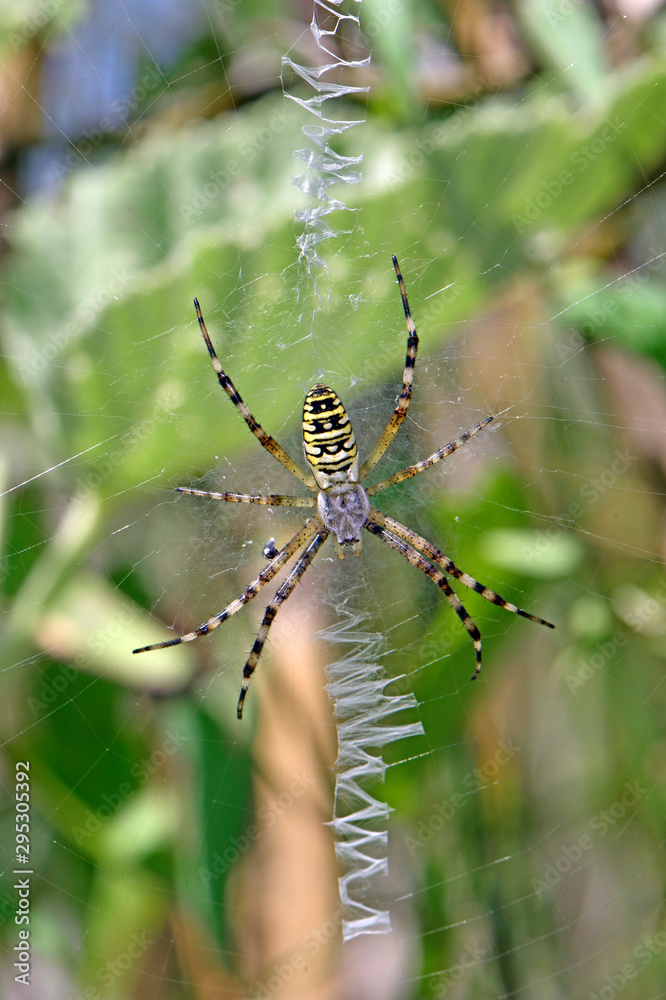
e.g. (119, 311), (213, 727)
(1, 0), (666, 997)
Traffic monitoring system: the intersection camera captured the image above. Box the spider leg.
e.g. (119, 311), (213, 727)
(364, 515), (483, 679)
(365, 416), (493, 498)
(194, 299), (316, 490)
(237, 527), (329, 719)
(132, 517), (321, 655)
(175, 487), (316, 508)
(359, 256), (419, 481)
(370, 508), (555, 630)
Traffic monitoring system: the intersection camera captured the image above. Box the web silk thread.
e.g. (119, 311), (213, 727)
(281, 0), (370, 272)
(323, 613), (425, 940)
(283, 0), (419, 941)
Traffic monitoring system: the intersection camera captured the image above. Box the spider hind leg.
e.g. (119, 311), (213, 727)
(237, 528), (329, 718)
(364, 517), (483, 679)
(372, 509), (555, 631)
(132, 519), (320, 657)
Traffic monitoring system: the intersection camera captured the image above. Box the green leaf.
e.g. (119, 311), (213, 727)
(482, 528), (583, 578)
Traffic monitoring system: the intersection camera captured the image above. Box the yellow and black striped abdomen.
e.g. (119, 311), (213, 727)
(303, 384), (358, 486)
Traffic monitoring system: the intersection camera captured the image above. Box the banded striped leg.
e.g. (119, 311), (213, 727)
(194, 299), (316, 490)
(132, 517), (321, 655)
(364, 518), (483, 678)
(358, 256), (419, 481)
(371, 508), (555, 632)
(175, 487), (316, 509)
(237, 528), (329, 718)
(365, 416), (493, 498)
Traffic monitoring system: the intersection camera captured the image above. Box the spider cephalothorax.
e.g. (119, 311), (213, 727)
(133, 257), (554, 718)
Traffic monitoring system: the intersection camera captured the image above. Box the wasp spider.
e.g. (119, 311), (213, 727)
(134, 258), (554, 718)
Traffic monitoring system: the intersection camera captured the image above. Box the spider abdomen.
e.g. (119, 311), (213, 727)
(303, 383), (359, 491)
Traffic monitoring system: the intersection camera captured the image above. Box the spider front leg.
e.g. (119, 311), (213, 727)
(364, 517), (483, 679)
(365, 416), (493, 498)
(237, 527), (329, 719)
(359, 256), (419, 481)
(175, 487), (316, 509)
(193, 299), (316, 490)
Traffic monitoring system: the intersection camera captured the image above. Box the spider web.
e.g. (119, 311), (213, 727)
(1, 1), (666, 998)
